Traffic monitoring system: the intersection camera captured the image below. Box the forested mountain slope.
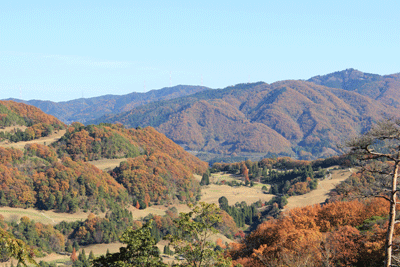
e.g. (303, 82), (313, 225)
(8, 85), (209, 124)
(92, 78), (400, 160)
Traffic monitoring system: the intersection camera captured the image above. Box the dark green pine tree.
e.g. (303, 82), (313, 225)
(200, 173), (210, 185)
(163, 245), (171, 255)
(89, 250), (95, 260)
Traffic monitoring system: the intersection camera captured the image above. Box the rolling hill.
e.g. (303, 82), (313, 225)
(0, 101), (208, 212)
(0, 100), (66, 143)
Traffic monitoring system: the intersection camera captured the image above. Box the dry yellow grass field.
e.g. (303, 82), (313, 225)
(284, 168), (353, 210)
(88, 158), (128, 171)
(200, 183), (274, 205)
(0, 207), (102, 225)
(0, 125), (27, 133)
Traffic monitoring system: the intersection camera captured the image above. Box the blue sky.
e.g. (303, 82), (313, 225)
(1, 1), (399, 102)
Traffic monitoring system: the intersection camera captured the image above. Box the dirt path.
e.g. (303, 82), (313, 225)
(0, 129), (66, 149)
(284, 168), (352, 210)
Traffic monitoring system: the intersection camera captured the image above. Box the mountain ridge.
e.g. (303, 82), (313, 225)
(7, 85), (210, 124)
(90, 75), (400, 160)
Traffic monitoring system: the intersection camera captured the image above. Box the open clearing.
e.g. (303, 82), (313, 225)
(284, 168), (353, 210)
(0, 125), (27, 133)
(0, 207), (100, 225)
(201, 183), (274, 206)
(88, 158), (128, 171)
(0, 129), (66, 149)
(201, 172), (273, 205)
(126, 173), (274, 220)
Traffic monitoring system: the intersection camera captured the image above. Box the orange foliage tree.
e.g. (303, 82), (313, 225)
(228, 198), (391, 266)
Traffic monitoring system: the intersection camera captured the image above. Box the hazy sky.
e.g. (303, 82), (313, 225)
(1, 1), (399, 102)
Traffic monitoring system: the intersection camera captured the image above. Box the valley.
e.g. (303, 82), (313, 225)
(0, 167), (344, 266)
(0, 69), (398, 266)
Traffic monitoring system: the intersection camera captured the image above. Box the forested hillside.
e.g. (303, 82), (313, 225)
(0, 101), (214, 264)
(92, 75), (400, 160)
(0, 144), (128, 212)
(0, 101), (208, 213)
(0, 100), (65, 143)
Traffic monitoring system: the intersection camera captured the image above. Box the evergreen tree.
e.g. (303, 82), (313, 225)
(163, 245), (173, 256)
(73, 240), (80, 251)
(78, 249), (87, 262)
(89, 251), (95, 260)
(66, 243), (73, 253)
(218, 196), (229, 211)
(200, 173), (210, 185)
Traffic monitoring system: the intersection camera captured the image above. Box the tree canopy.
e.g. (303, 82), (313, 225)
(91, 220), (166, 267)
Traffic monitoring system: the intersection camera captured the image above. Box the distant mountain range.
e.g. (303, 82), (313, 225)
(7, 85), (209, 124)
(307, 68), (400, 107)
(6, 69), (400, 160)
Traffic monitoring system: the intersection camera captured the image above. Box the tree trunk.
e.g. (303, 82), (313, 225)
(385, 162), (399, 267)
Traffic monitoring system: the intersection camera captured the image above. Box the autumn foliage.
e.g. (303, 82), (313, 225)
(228, 198), (391, 266)
(112, 151), (201, 205)
(0, 100), (64, 127)
(0, 100), (65, 142)
(0, 144), (128, 212)
(53, 123), (207, 206)
(53, 123), (208, 174)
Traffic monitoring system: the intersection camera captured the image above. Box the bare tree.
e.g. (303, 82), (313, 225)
(346, 119), (400, 267)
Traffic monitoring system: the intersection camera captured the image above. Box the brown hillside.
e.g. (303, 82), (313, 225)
(157, 99), (292, 154)
(128, 126), (208, 174)
(250, 80), (397, 146)
(98, 79), (400, 159)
